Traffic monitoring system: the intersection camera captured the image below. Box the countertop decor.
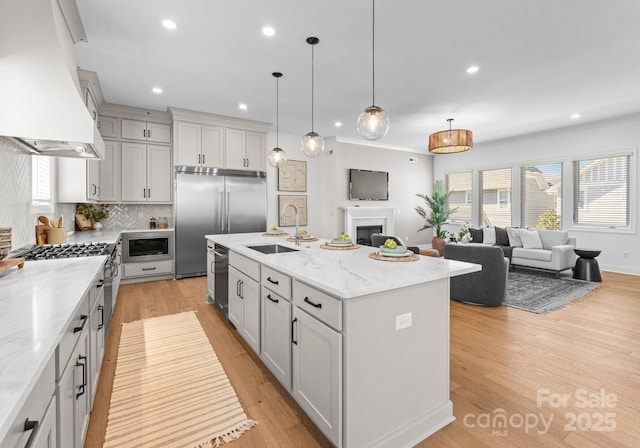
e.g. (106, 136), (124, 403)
(368, 251), (419, 262)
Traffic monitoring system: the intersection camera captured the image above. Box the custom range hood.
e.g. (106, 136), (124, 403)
(0, 0), (104, 159)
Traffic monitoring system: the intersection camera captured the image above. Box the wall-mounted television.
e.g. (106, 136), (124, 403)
(349, 169), (389, 201)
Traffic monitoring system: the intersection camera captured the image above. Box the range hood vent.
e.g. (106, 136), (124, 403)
(0, 0), (104, 159)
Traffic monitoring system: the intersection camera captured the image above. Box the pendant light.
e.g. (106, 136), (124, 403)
(428, 118), (473, 154)
(301, 36), (325, 157)
(268, 72), (287, 168)
(356, 0), (389, 140)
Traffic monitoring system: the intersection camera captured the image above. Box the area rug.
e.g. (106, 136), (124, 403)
(104, 312), (257, 448)
(504, 271), (599, 314)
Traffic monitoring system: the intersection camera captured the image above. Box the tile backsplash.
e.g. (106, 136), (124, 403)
(100, 204), (173, 230)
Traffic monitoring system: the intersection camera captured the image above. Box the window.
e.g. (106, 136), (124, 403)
(445, 172), (472, 221)
(32, 156), (55, 214)
(480, 167), (512, 227)
(573, 155), (630, 228)
(521, 163), (563, 230)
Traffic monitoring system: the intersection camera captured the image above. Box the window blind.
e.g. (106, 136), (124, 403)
(480, 167), (512, 227)
(445, 172), (472, 221)
(32, 156), (55, 214)
(521, 163), (563, 230)
(573, 155), (630, 228)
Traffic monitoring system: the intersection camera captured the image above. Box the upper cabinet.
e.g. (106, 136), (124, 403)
(174, 121), (224, 168)
(98, 116), (120, 139)
(121, 143), (172, 203)
(121, 120), (171, 144)
(170, 107), (269, 172)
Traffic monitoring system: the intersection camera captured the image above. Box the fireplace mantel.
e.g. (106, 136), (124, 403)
(344, 206), (395, 239)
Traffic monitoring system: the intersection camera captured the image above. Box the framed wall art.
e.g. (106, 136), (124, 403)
(278, 160), (307, 192)
(278, 195), (308, 227)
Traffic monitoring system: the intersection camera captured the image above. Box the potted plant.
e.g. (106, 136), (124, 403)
(415, 180), (457, 256)
(76, 204), (110, 230)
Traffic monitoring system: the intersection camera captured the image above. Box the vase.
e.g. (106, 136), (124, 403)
(431, 236), (446, 256)
(93, 222), (103, 231)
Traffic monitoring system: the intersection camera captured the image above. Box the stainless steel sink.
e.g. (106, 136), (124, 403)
(247, 244), (299, 254)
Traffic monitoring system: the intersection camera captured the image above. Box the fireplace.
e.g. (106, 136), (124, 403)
(356, 225), (383, 246)
(344, 207), (395, 243)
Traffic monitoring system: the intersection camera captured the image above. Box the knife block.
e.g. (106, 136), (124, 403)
(46, 228), (67, 245)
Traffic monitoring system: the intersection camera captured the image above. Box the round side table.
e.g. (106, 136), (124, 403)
(573, 249), (602, 282)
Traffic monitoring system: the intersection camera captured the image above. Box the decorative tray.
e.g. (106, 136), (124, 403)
(287, 236), (319, 242)
(261, 232), (290, 237)
(369, 251), (419, 262)
(320, 243), (359, 250)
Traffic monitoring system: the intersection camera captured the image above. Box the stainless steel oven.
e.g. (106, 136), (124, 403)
(122, 231), (174, 264)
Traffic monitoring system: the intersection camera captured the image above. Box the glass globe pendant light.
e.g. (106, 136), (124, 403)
(268, 72), (287, 168)
(301, 37), (325, 157)
(356, 0), (389, 140)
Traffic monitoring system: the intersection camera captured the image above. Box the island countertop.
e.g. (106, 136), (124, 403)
(206, 232), (479, 299)
(0, 256), (107, 443)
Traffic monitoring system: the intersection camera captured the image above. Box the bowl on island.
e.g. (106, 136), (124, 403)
(379, 245), (407, 254)
(330, 238), (352, 245)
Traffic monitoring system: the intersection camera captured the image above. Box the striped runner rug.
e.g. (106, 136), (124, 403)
(104, 312), (257, 447)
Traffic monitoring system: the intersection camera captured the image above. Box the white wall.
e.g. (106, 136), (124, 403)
(433, 113), (640, 275)
(265, 133), (434, 245)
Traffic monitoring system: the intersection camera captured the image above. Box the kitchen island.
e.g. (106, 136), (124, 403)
(206, 232), (480, 448)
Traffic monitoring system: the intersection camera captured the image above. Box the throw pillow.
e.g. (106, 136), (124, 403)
(469, 227), (483, 244)
(482, 227), (496, 245)
(538, 230), (569, 250)
(495, 226), (510, 246)
(506, 227), (522, 247)
(519, 229), (543, 249)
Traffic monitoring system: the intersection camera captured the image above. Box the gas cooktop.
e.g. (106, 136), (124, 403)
(11, 242), (114, 261)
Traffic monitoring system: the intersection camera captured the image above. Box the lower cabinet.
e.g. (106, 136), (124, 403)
(29, 397), (57, 448)
(89, 279), (106, 405)
(57, 323), (90, 448)
(228, 265), (260, 354)
(122, 260), (173, 279)
(291, 306), (342, 446)
(260, 286), (292, 389)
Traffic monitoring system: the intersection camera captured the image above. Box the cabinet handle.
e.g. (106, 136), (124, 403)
(266, 276), (279, 285)
(246, 158), (249, 168)
(98, 305), (104, 330)
(97, 279), (104, 288)
(267, 294), (279, 304)
(291, 317), (298, 345)
(142, 267), (157, 271)
(148, 129), (151, 138)
(198, 154), (201, 164)
(147, 188), (151, 199)
(239, 280), (244, 299)
(73, 314), (88, 333)
(143, 188), (146, 198)
(23, 418), (39, 448)
(202, 154), (205, 164)
(76, 355), (87, 399)
(303, 297), (322, 309)
(236, 279), (241, 297)
(143, 129), (147, 138)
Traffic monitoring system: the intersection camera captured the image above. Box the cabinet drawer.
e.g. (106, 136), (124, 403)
(229, 252), (260, 282)
(0, 355), (55, 448)
(123, 260), (173, 277)
(293, 280), (342, 331)
(261, 265), (291, 300)
(88, 269), (105, 309)
(56, 295), (90, 379)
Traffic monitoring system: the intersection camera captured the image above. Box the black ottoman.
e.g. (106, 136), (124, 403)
(573, 249), (602, 282)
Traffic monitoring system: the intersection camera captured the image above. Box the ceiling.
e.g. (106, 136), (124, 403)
(75, 0), (640, 153)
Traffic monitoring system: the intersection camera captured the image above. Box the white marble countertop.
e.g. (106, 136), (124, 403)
(206, 233), (480, 299)
(66, 227), (173, 245)
(0, 256), (107, 442)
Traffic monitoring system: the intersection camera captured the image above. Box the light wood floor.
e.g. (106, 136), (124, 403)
(84, 271), (640, 448)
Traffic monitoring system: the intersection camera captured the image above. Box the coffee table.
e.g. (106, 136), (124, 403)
(573, 248), (602, 282)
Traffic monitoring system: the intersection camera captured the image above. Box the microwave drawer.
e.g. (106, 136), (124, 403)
(123, 260), (174, 278)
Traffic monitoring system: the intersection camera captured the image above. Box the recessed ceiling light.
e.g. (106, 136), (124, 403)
(570, 113), (581, 119)
(162, 19), (177, 30)
(152, 87), (163, 94)
(466, 66), (479, 74)
(334, 121), (342, 127)
(262, 26), (276, 37)
(238, 103), (248, 111)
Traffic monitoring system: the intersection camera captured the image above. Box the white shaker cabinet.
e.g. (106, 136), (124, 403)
(174, 121), (224, 168)
(121, 143), (171, 202)
(98, 116), (120, 139)
(98, 140), (120, 202)
(121, 119), (171, 144)
(225, 129), (265, 171)
(228, 266), (261, 354)
(89, 277), (105, 405)
(57, 158), (100, 203)
(261, 286), (292, 389)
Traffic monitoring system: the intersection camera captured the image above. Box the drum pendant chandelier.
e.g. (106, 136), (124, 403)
(428, 118), (473, 154)
(267, 72), (287, 168)
(301, 37), (325, 157)
(356, 0), (389, 140)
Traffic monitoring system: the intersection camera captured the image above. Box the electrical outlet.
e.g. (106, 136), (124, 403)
(623, 252), (629, 259)
(395, 312), (412, 331)
(138, 212), (144, 219)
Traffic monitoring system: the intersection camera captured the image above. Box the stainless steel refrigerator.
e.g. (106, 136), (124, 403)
(174, 166), (267, 279)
